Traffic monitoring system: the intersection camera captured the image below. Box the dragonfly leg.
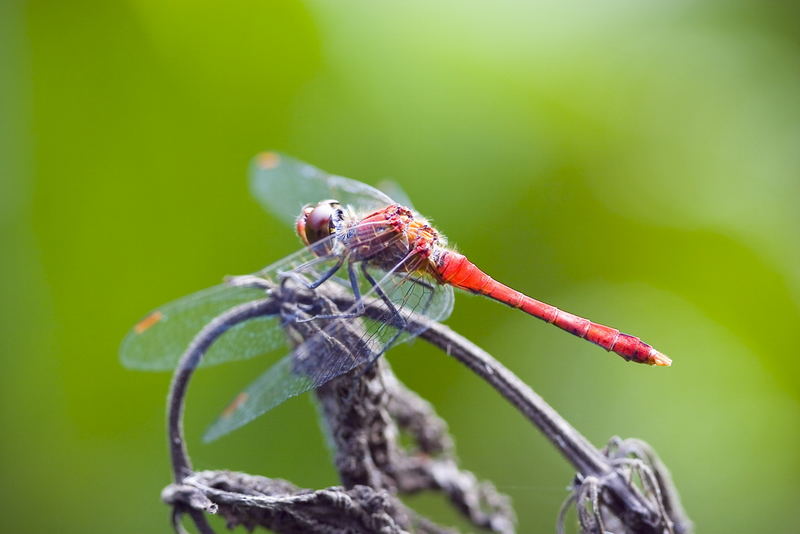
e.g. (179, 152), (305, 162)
(358, 266), (441, 381)
(293, 261), (366, 323)
(362, 264), (434, 330)
(360, 263), (407, 332)
(279, 255), (343, 291)
(350, 263), (411, 379)
(348, 260), (366, 316)
(307, 257), (345, 290)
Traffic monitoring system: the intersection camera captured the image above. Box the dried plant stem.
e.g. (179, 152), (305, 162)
(162, 283), (690, 534)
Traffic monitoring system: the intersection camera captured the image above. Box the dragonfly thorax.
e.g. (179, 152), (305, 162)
(298, 199), (444, 276)
(343, 204), (443, 275)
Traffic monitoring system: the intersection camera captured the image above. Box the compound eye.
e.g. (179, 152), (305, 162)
(296, 201), (340, 246)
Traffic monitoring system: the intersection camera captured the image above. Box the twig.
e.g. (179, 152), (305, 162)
(168, 298), (280, 481)
(162, 282), (690, 533)
(350, 295), (692, 534)
(166, 298), (280, 533)
(163, 471), (414, 534)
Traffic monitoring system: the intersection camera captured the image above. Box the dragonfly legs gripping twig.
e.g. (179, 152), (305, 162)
(278, 254), (344, 291)
(287, 260), (367, 322)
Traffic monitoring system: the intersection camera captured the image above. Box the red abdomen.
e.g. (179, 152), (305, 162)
(434, 251), (670, 366)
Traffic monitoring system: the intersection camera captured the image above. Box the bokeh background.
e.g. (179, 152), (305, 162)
(2, 1), (799, 532)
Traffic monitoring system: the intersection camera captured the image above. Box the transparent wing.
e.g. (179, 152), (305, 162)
(120, 232), (347, 372)
(119, 284), (282, 371)
(203, 265), (454, 441)
(250, 152), (399, 226)
(376, 179), (415, 211)
(120, 223), (401, 373)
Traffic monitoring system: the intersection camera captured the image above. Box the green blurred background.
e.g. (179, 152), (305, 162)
(2, 1), (799, 532)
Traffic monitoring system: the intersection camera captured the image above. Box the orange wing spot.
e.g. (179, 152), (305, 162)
(223, 392), (249, 418)
(134, 311), (163, 334)
(257, 152), (280, 169)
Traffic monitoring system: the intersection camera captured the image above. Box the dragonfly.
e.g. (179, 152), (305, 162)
(121, 152), (670, 442)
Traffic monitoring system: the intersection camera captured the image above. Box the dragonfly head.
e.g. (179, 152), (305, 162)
(296, 200), (343, 254)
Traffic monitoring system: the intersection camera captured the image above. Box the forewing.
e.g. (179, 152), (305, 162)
(204, 265), (454, 441)
(120, 284), (283, 371)
(250, 152), (397, 226)
(376, 179), (415, 211)
(120, 235), (347, 372)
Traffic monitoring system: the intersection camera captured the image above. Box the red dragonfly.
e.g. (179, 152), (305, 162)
(121, 152), (670, 441)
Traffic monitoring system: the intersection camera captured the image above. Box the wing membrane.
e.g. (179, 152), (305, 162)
(376, 179), (415, 211)
(204, 265), (454, 441)
(250, 152), (397, 226)
(120, 226), (400, 372)
(121, 232), (353, 372)
(119, 284), (282, 371)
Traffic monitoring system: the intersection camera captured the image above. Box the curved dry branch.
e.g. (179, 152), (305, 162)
(162, 282), (690, 534)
